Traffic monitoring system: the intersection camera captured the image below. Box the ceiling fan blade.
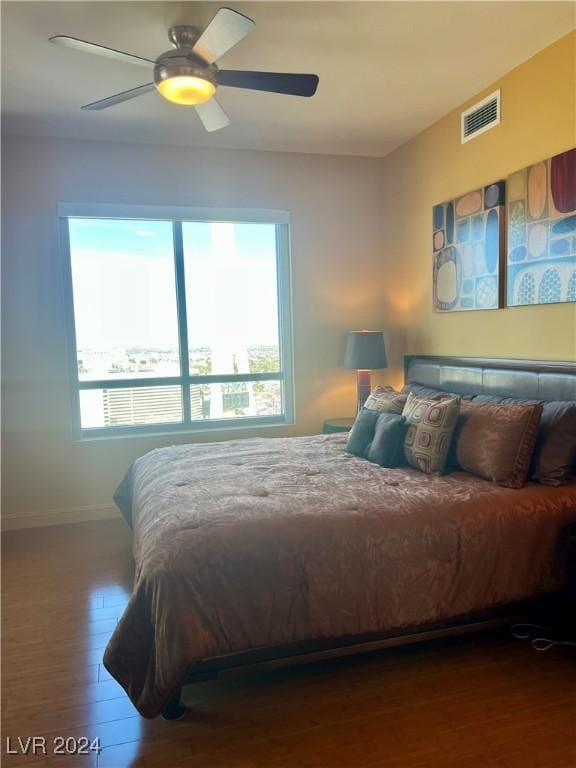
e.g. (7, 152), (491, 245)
(192, 8), (255, 65)
(217, 70), (319, 97)
(49, 35), (154, 69)
(194, 98), (230, 132)
(82, 83), (156, 111)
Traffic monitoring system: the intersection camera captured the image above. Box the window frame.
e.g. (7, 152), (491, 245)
(59, 203), (294, 440)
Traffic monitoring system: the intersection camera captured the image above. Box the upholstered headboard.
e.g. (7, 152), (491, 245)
(404, 355), (576, 402)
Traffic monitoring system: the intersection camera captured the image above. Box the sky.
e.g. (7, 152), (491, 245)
(68, 217), (280, 351)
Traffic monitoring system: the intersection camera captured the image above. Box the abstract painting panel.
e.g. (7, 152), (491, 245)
(506, 147), (576, 306)
(433, 181), (505, 311)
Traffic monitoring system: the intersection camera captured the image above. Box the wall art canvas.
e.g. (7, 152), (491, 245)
(506, 147), (576, 306)
(433, 181), (505, 312)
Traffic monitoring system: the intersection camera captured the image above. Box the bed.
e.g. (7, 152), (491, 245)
(104, 356), (576, 719)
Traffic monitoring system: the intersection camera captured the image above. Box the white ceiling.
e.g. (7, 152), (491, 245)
(2, 1), (574, 157)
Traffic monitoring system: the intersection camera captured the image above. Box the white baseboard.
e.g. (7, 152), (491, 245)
(1, 504), (120, 531)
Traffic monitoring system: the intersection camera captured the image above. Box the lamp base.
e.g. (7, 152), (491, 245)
(356, 370), (372, 413)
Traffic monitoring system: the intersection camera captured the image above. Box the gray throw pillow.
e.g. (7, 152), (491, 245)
(346, 409), (408, 467)
(533, 401), (576, 486)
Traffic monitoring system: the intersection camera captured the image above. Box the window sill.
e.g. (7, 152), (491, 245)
(74, 415), (294, 443)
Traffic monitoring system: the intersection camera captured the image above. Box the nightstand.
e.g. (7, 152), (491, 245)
(323, 417), (355, 434)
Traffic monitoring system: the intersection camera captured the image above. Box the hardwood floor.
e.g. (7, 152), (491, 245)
(2, 519), (575, 768)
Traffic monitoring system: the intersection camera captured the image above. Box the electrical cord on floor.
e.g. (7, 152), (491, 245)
(511, 623), (576, 651)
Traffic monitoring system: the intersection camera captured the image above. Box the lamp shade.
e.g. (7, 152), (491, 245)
(343, 331), (388, 370)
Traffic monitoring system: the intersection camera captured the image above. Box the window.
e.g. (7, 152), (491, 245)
(60, 205), (293, 438)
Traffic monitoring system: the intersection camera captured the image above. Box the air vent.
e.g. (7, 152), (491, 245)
(461, 90), (501, 143)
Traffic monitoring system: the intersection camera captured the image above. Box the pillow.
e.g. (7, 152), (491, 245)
(363, 386), (407, 414)
(402, 383), (475, 401)
(453, 400), (543, 488)
(472, 395), (537, 404)
(346, 409), (408, 467)
(533, 402), (576, 486)
(402, 393), (461, 474)
(402, 383), (451, 399)
(473, 395), (576, 486)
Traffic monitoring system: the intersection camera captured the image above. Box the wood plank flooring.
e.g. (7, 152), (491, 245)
(2, 519), (575, 768)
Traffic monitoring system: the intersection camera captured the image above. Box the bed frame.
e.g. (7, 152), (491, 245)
(161, 355), (576, 720)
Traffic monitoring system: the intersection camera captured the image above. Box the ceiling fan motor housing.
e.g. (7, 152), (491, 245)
(154, 49), (217, 86)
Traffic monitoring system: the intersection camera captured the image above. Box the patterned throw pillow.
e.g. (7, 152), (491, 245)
(363, 386), (407, 415)
(402, 392), (461, 474)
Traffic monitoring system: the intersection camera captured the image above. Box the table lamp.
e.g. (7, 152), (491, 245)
(344, 330), (388, 413)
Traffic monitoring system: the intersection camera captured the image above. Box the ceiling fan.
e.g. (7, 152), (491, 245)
(49, 7), (319, 132)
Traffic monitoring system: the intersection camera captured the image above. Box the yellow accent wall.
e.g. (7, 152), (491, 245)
(380, 30), (576, 361)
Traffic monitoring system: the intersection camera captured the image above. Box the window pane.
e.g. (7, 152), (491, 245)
(80, 386), (183, 429)
(183, 223), (280, 378)
(69, 219), (180, 381)
(190, 380), (282, 420)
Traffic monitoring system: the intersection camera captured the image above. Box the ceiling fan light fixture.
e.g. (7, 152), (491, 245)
(157, 75), (215, 105)
(154, 59), (217, 105)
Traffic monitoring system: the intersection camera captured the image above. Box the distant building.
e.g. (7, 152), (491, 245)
(190, 386), (203, 420)
(103, 387), (181, 426)
(102, 385), (205, 426)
